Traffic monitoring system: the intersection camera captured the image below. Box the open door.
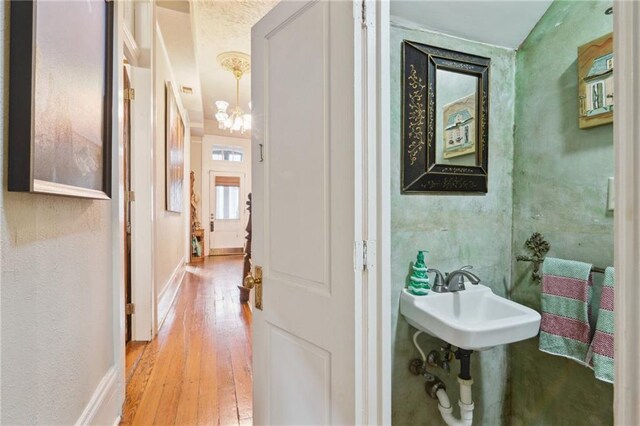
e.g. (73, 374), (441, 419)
(251, 1), (367, 424)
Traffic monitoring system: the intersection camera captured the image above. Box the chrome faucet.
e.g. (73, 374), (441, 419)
(428, 266), (481, 293)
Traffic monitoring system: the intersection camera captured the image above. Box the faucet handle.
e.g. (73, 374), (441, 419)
(427, 268), (446, 292)
(460, 265), (473, 271)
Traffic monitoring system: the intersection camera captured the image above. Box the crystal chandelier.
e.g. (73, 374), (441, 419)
(215, 52), (251, 134)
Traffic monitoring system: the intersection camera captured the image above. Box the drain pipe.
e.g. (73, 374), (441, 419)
(413, 332), (475, 426)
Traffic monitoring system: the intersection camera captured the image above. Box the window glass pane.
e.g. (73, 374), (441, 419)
(215, 184), (240, 220)
(212, 145), (243, 162)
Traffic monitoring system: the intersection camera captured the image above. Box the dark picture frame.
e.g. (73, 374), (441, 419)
(165, 82), (185, 213)
(401, 40), (490, 194)
(8, 0), (114, 199)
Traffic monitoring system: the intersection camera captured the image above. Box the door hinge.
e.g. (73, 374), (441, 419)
(125, 190), (135, 202)
(125, 303), (135, 315)
(124, 88), (135, 101)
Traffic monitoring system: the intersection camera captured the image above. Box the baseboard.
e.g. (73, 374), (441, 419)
(210, 247), (243, 256)
(157, 259), (186, 330)
(75, 366), (119, 426)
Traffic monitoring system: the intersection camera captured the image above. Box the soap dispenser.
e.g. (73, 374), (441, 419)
(408, 250), (430, 295)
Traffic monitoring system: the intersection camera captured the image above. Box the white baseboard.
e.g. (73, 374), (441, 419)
(157, 258), (186, 330)
(75, 366), (120, 426)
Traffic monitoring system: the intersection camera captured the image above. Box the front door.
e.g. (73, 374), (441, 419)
(251, 1), (364, 423)
(209, 171), (246, 255)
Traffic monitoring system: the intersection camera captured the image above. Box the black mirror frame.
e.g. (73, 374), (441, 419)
(401, 40), (490, 194)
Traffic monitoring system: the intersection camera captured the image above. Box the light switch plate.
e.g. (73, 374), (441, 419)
(607, 177), (614, 211)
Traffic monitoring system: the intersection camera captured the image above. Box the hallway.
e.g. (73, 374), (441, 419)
(121, 256), (252, 425)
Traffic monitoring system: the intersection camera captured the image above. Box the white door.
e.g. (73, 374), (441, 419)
(251, 1), (366, 424)
(208, 171), (246, 254)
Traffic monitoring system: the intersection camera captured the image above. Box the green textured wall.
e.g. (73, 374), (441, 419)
(390, 23), (516, 425)
(510, 1), (614, 425)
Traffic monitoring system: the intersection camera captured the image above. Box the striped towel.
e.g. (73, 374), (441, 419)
(539, 257), (593, 366)
(589, 267), (615, 383)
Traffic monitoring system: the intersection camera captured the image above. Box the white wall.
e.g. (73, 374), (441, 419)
(0, 3), (118, 424)
(154, 24), (190, 301)
(201, 134), (252, 252)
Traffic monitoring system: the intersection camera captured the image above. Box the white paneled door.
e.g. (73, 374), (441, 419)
(251, 1), (368, 424)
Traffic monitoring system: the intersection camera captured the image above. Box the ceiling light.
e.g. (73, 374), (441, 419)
(215, 52), (251, 134)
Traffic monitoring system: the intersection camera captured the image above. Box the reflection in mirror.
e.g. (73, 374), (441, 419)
(435, 70), (478, 166)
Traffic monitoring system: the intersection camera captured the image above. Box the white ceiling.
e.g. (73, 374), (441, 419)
(157, 0), (554, 138)
(191, 0), (278, 137)
(391, 0), (553, 49)
(157, 0), (278, 138)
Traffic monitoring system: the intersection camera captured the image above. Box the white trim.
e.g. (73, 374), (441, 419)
(376, 1), (391, 424)
(156, 259), (186, 330)
(111, 0), (127, 421)
(613, 1), (640, 424)
(123, 23), (140, 66)
(32, 179), (110, 200)
(75, 367), (119, 426)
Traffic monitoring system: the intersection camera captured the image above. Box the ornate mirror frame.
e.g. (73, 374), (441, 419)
(401, 40), (490, 194)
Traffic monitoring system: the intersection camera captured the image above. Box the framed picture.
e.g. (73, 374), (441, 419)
(578, 33), (613, 129)
(442, 92), (476, 159)
(165, 82), (185, 213)
(8, 0), (114, 199)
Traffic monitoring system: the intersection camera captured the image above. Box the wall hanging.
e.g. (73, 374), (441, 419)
(8, 0), (114, 199)
(401, 40), (490, 194)
(578, 33), (614, 129)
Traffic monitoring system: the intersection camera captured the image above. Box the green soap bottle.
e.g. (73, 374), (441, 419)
(407, 250), (430, 296)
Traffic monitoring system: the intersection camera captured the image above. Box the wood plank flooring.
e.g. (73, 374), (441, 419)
(121, 255), (252, 425)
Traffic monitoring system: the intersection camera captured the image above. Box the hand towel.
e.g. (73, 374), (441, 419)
(589, 267), (615, 383)
(539, 257), (593, 366)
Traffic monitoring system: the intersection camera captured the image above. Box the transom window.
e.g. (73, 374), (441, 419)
(212, 145), (243, 162)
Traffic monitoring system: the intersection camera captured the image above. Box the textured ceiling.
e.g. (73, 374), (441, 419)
(192, 0), (279, 136)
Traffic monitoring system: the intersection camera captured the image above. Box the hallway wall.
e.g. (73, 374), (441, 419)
(154, 24), (190, 301)
(0, 3), (116, 424)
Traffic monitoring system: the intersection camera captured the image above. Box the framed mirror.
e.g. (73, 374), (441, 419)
(401, 40), (490, 193)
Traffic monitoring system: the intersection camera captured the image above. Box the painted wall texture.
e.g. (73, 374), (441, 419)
(390, 23), (516, 425)
(510, 1), (614, 424)
(0, 3), (115, 424)
(155, 26), (190, 300)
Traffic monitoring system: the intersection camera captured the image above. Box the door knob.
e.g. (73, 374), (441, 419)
(244, 266), (263, 310)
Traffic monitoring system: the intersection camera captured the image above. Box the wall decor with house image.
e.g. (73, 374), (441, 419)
(442, 93), (476, 159)
(578, 32), (613, 129)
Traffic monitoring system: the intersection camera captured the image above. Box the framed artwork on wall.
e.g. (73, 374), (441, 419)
(8, 0), (114, 199)
(165, 82), (185, 213)
(578, 32), (613, 129)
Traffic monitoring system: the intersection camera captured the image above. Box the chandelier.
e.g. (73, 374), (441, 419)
(215, 52), (251, 134)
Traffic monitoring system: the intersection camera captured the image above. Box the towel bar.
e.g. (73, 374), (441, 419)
(516, 232), (606, 282)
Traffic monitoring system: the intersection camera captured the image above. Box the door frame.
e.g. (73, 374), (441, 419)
(111, 0), (640, 424)
(613, 1), (640, 423)
(207, 170), (248, 255)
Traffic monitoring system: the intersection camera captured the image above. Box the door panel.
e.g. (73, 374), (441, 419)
(252, 1), (359, 424)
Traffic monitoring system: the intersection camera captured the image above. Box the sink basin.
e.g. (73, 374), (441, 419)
(400, 284), (541, 351)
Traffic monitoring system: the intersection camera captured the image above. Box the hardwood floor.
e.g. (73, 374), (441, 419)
(121, 255), (252, 425)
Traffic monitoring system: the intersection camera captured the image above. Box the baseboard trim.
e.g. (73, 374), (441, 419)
(157, 259), (186, 330)
(210, 247), (243, 256)
(75, 366), (119, 426)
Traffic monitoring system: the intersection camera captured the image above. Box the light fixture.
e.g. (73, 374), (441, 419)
(215, 52), (251, 134)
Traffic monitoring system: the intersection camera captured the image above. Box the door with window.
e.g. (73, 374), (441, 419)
(209, 172), (246, 255)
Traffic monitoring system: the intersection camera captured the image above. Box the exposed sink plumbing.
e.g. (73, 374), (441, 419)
(410, 330), (475, 426)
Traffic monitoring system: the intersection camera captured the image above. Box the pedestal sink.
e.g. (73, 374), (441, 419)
(400, 284), (541, 351)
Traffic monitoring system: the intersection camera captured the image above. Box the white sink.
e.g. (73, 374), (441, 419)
(400, 284), (541, 351)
